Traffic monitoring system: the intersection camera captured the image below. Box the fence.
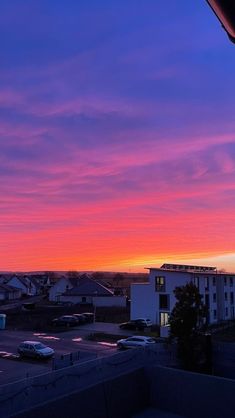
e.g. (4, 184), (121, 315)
(0, 343), (176, 418)
(52, 350), (97, 370)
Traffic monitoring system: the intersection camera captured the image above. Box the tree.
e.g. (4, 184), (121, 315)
(113, 273), (124, 287)
(67, 270), (79, 279)
(169, 282), (208, 371)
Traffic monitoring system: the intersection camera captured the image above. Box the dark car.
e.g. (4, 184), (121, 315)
(72, 314), (87, 324)
(81, 312), (94, 323)
(52, 315), (79, 327)
(119, 320), (143, 331)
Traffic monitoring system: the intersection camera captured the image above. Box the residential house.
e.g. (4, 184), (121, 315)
(0, 284), (22, 301)
(60, 277), (127, 307)
(131, 263), (235, 326)
(30, 274), (51, 291)
(49, 274), (89, 302)
(7, 275), (40, 296)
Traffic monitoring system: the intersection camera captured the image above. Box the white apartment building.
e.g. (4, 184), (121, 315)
(131, 263), (235, 326)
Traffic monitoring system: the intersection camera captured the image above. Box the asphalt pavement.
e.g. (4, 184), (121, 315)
(0, 322), (133, 385)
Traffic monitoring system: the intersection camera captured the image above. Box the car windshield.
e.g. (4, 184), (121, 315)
(34, 343), (47, 350)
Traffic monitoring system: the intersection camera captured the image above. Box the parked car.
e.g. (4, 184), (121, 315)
(119, 319), (152, 331)
(119, 320), (140, 330)
(52, 315), (79, 327)
(117, 336), (156, 349)
(81, 312), (94, 323)
(72, 314), (87, 324)
(135, 318), (152, 328)
(17, 341), (54, 359)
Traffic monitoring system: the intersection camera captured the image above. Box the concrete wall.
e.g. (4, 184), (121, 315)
(8, 354), (235, 418)
(14, 368), (149, 418)
(213, 341), (235, 379)
(0, 345), (176, 418)
(147, 365), (235, 418)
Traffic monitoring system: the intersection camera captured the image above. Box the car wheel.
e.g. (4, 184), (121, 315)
(117, 343), (124, 350)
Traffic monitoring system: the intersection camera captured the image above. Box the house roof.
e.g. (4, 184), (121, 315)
(63, 278), (114, 297)
(68, 273), (91, 288)
(8, 276), (41, 289)
(0, 284), (22, 293)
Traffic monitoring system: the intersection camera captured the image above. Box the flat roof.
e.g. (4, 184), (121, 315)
(145, 267), (235, 275)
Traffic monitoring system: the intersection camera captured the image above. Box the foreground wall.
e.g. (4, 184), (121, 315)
(213, 341), (235, 379)
(147, 365), (235, 418)
(14, 368), (148, 418)
(1, 345), (173, 418)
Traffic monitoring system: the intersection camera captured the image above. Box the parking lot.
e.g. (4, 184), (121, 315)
(0, 322), (134, 385)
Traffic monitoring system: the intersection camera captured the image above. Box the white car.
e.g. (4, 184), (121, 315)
(17, 341), (54, 359)
(117, 336), (156, 349)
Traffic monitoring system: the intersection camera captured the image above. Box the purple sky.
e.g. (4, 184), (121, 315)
(1, 1), (235, 272)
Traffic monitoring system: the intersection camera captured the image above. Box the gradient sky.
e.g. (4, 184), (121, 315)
(1, 0), (235, 272)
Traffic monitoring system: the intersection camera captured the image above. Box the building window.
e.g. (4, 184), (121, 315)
(205, 277), (209, 291)
(159, 294), (169, 310)
(225, 307), (228, 317)
(213, 310), (217, 320)
(205, 294), (210, 308)
(82, 296), (87, 303)
(193, 277), (199, 288)
(159, 312), (169, 326)
(224, 276), (227, 286)
(213, 293), (216, 303)
(225, 292), (228, 301)
(230, 277), (233, 287)
(231, 292), (234, 305)
(213, 276), (216, 286)
(155, 276), (165, 292)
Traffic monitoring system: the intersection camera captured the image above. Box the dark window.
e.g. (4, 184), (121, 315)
(225, 307), (228, 316)
(213, 276), (216, 286)
(205, 294), (210, 308)
(82, 296), (86, 303)
(224, 276), (227, 285)
(225, 292), (228, 301)
(159, 294), (169, 310)
(155, 276), (165, 292)
(213, 310), (217, 319)
(231, 292), (234, 305)
(230, 277), (233, 287)
(213, 293), (216, 303)
(205, 277), (209, 291)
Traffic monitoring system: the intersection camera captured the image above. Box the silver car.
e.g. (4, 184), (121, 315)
(117, 336), (156, 349)
(17, 341), (54, 359)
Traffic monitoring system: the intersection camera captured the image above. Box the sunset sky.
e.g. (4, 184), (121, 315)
(1, 1), (235, 272)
